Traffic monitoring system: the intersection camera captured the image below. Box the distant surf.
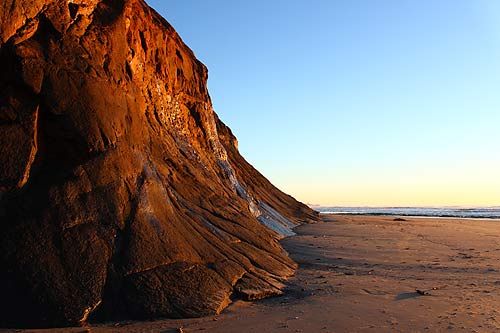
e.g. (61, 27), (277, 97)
(314, 206), (500, 219)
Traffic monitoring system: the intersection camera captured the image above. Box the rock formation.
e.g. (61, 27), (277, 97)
(0, 0), (319, 328)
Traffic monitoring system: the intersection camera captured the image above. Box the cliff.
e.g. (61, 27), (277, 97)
(0, 0), (319, 327)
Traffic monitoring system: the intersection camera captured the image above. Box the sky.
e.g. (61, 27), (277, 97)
(145, 0), (500, 207)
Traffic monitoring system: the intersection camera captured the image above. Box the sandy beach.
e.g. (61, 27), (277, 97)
(3, 214), (499, 333)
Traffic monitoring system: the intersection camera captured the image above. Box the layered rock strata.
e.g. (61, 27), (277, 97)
(0, 0), (319, 327)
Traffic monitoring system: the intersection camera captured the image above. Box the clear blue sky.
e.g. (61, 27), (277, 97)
(145, 0), (500, 207)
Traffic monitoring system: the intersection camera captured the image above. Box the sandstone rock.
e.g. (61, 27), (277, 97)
(0, 0), (319, 328)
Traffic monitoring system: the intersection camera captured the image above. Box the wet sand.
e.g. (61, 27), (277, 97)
(3, 215), (499, 332)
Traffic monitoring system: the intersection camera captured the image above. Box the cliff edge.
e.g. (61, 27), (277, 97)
(0, 0), (319, 327)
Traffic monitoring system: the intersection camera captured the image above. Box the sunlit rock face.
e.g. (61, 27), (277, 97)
(0, 0), (319, 327)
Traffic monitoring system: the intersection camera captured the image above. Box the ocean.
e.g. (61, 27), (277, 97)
(315, 206), (500, 219)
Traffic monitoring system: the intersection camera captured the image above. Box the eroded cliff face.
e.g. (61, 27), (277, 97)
(0, 0), (319, 327)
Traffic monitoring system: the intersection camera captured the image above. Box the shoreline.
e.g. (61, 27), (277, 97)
(2, 214), (499, 332)
(319, 213), (500, 221)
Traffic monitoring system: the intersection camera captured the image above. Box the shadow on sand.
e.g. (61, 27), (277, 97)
(394, 292), (425, 301)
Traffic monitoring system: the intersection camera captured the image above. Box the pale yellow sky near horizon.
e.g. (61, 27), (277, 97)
(272, 159), (500, 207)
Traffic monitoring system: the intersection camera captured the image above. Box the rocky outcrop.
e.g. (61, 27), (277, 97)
(0, 0), (319, 328)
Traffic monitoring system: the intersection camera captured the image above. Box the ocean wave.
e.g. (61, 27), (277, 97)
(315, 206), (500, 219)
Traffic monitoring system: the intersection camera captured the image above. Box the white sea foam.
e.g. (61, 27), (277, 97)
(315, 206), (500, 219)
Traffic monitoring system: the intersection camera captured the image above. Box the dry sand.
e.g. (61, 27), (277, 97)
(3, 215), (499, 333)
